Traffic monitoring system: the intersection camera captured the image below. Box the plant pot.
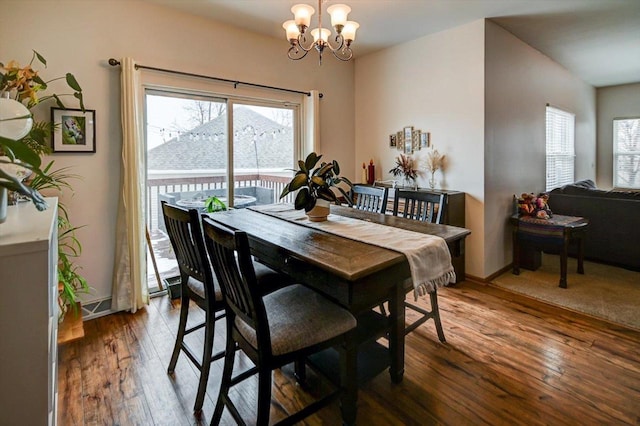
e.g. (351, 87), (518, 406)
(163, 275), (182, 300)
(306, 199), (330, 222)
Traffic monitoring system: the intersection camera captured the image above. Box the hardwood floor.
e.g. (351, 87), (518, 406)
(58, 281), (640, 425)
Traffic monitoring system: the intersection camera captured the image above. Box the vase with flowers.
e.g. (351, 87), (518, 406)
(425, 145), (445, 190)
(389, 154), (418, 189)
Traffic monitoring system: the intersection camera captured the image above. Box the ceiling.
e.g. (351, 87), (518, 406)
(144, 0), (640, 88)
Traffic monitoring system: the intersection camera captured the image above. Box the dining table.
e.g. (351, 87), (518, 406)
(207, 203), (470, 423)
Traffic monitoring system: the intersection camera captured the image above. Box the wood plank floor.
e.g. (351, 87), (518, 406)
(57, 281), (640, 425)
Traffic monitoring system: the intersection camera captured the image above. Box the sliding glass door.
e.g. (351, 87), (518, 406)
(232, 102), (296, 208)
(144, 90), (298, 291)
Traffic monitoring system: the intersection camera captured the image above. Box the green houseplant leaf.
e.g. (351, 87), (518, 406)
(280, 152), (352, 212)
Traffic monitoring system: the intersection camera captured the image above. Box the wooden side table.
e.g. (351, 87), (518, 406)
(510, 214), (589, 288)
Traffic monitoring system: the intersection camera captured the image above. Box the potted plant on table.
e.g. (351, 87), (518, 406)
(280, 152), (352, 222)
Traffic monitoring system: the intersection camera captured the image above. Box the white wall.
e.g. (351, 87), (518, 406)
(1, 0), (355, 303)
(354, 20), (486, 278)
(596, 83), (640, 189)
(484, 21), (596, 276)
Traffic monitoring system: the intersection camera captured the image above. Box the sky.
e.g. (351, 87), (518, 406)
(145, 94), (291, 150)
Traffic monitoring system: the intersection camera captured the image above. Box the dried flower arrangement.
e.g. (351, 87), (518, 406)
(425, 146), (445, 189)
(389, 154), (418, 186)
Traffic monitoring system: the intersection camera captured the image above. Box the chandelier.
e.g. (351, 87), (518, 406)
(282, 0), (360, 65)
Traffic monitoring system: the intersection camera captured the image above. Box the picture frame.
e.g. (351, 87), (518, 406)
(404, 136), (413, 155)
(403, 126), (413, 143)
(389, 134), (397, 148)
(51, 108), (96, 153)
(412, 129), (421, 151)
(402, 126), (413, 155)
(396, 131), (403, 151)
(420, 132), (430, 149)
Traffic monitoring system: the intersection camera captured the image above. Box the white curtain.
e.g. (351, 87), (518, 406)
(303, 90), (320, 155)
(111, 57), (148, 313)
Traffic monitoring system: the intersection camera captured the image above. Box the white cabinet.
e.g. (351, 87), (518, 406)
(0, 198), (59, 426)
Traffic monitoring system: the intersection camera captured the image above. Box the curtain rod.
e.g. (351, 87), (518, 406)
(107, 59), (322, 98)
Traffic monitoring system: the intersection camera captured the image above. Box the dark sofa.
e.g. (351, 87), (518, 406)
(548, 179), (640, 271)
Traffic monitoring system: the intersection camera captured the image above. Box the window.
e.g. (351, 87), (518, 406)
(545, 106), (575, 191)
(144, 89), (299, 292)
(613, 118), (640, 189)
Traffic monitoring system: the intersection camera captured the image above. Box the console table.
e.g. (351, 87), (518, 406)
(510, 214), (589, 288)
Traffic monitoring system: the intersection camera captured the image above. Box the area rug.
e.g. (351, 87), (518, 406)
(491, 254), (640, 330)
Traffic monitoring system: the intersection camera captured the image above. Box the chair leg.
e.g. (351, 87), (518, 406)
(211, 319), (236, 426)
(430, 290), (446, 343)
(194, 308), (215, 412)
(339, 331), (357, 426)
(168, 282), (190, 374)
(294, 357), (307, 386)
(256, 366), (273, 426)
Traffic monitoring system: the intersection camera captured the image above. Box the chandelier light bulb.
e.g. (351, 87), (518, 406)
(291, 4), (315, 28)
(327, 4), (350, 29)
(282, 20), (300, 40)
(311, 27), (331, 43)
(342, 21), (360, 42)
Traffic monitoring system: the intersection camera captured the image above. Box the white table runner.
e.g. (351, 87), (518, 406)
(251, 204), (456, 296)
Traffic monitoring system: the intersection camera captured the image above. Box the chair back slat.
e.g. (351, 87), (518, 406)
(161, 201), (215, 297)
(392, 190), (446, 224)
(201, 216), (270, 347)
(350, 185), (389, 214)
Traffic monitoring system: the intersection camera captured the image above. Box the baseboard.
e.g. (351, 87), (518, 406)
(458, 263), (513, 285)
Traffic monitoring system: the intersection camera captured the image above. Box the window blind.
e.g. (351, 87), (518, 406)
(546, 106), (575, 191)
(613, 118), (640, 189)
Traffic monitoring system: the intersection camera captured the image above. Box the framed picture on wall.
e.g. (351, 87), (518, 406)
(403, 126), (413, 143)
(396, 131), (403, 151)
(51, 108), (96, 153)
(389, 134), (397, 147)
(420, 132), (430, 148)
(403, 126), (413, 154)
(413, 129), (421, 151)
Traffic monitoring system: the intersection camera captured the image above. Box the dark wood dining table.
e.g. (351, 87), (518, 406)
(207, 204), (470, 422)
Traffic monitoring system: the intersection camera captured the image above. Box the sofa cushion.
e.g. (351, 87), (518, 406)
(551, 179), (640, 201)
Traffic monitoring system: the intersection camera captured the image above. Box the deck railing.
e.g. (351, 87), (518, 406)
(147, 173), (293, 230)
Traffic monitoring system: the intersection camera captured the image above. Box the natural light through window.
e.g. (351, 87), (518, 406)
(545, 106), (575, 191)
(144, 90), (298, 292)
(613, 118), (640, 189)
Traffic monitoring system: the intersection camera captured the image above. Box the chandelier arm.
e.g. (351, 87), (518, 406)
(296, 32), (316, 53)
(324, 33), (345, 53)
(288, 44), (311, 61)
(331, 46), (353, 61)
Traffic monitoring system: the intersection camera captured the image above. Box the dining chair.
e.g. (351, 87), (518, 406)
(393, 189), (445, 223)
(389, 190), (448, 341)
(160, 201), (290, 413)
(349, 184), (389, 214)
(201, 216), (358, 426)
